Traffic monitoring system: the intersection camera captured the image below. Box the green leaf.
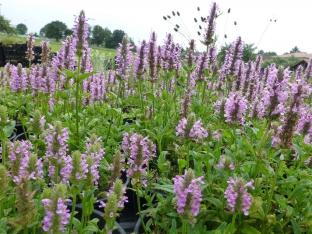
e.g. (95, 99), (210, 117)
(241, 225), (261, 234)
(78, 71), (97, 83)
(291, 217), (302, 234)
(293, 144), (305, 157)
(4, 120), (15, 138)
(178, 159), (186, 169)
(83, 225), (98, 232)
(170, 219), (177, 234)
(204, 197), (223, 209)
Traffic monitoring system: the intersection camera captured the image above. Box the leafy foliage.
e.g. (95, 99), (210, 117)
(0, 15), (17, 35)
(16, 23), (28, 35)
(91, 25), (105, 46)
(40, 21), (68, 41)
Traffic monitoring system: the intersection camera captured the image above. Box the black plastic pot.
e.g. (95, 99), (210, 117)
(67, 204), (126, 234)
(123, 117), (136, 125)
(94, 176), (131, 211)
(14, 122), (25, 135)
(13, 132), (28, 141)
(133, 203), (158, 234)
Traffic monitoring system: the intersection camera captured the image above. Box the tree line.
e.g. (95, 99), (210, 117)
(38, 21), (133, 49)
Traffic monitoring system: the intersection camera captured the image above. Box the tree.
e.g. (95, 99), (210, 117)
(111, 29), (126, 48)
(40, 21), (68, 41)
(92, 25), (105, 46)
(290, 46), (300, 53)
(0, 15), (17, 35)
(217, 42), (257, 66)
(64, 29), (73, 37)
(258, 50), (277, 56)
(16, 23), (28, 35)
(103, 28), (113, 48)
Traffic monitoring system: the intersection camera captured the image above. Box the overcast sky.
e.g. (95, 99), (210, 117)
(3, 0), (312, 55)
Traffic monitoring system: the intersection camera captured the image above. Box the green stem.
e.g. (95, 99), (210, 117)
(262, 160), (281, 233)
(75, 56), (82, 148)
(232, 125), (237, 151)
(136, 188), (148, 234)
(230, 213), (237, 234)
(182, 220), (187, 234)
(68, 195), (77, 234)
(202, 80), (207, 103)
(186, 141), (191, 169)
(1, 139), (5, 166)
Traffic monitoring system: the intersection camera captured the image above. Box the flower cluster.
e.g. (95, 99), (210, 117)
(224, 177), (254, 215)
(122, 132), (156, 186)
(25, 33), (35, 61)
(176, 113), (208, 142)
(44, 122), (71, 184)
(224, 91), (248, 125)
(115, 35), (133, 80)
(42, 184), (70, 233)
(202, 2), (219, 46)
(173, 169), (204, 223)
(216, 155), (235, 170)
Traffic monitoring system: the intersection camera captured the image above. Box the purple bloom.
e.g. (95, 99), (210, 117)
(224, 91), (248, 125)
(122, 132), (156, 186)
(202, 2), (219, 46)
(115, 36), (133, 80)
(8, 140), (33, 180)
(191, 52), (209, 82)
(44, 122), (70, 184)
(224, 177), (254, 215)
(261, 66), (290, 118)
(10, 64), (28, 92)
(73, 10), (89, 56)
(25, 33), (35, 61)
(216, 155), (235, 170)
(133, 40), (148, 79)
(147, 32), (158, 80)
(42, 186), (70, 233)
(161, 33), (182, 73)
(173, 169), (204, 219)
(189, 119), (208, 142)
(176, 114), (208, 141)
(219, 37), (243, 78)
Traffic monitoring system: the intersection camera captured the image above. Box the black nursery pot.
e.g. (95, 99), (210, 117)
(133, 203), (158, 234)
(13, 132), (28, 141)
(67, 204), (126, 234)
(14, 122), (26, 135)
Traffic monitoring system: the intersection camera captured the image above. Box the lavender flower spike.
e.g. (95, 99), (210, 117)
(173, 169), (204, 225)
(202, 2), (219, 46)
(224, 177), (254, 215)
(25, 33), (35, 61)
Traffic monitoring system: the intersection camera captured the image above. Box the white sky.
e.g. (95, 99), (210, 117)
(2, 0), (312, 55)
